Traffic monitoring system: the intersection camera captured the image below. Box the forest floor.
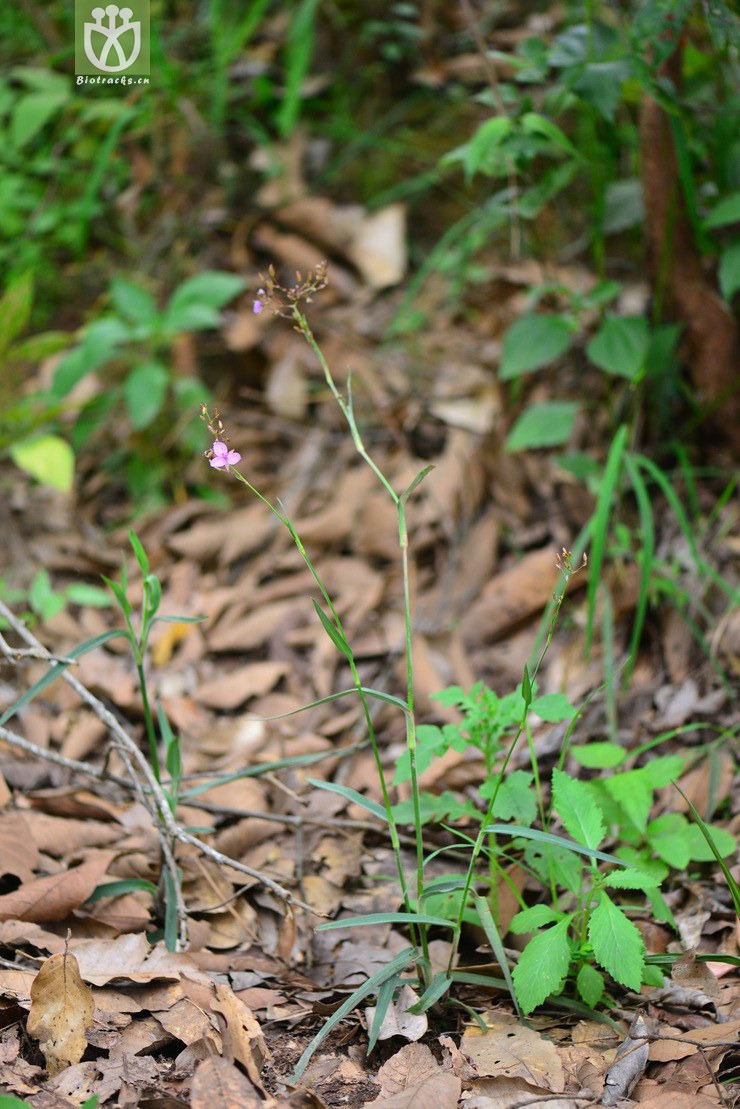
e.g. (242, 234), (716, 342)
(1, 85), (740, 1109)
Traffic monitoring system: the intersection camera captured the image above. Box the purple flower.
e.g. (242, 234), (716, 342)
(253, 300), (263, 314)
(209, 440), (241, 471)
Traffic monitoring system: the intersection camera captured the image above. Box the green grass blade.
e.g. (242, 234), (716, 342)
(484, 823), (630, 866)
(367, 973), (401, 1054)
(317, 912), (456, 932)
(473, 894), (523, 1022)
(585, 424), (628, 654)
(180, 745), (361, 799)
(306, 778), (387, 822)
(674, 782), (740, 920)
(405, 971), (452, 1014)
(622, 453), (654, 685)
(0, 628), (130, 726)
(288, 947), (416, 1083)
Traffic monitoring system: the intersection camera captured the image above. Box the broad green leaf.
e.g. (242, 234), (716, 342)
(521, 111), (581, 159)
(530, 693), (576, 722)
(11, 90), (67, 148)
(0, 271), (33, 355)
(684, 822), (736, 862)
(704, 191), (740, 228)
(64, 583), (113, 608)
(589, 892), (644, 990)
(586, 315), (649, 380)
(488, 769), (537, 825)
(551, 768), (604, 850)
(124, 362), (169, 430)
(512, 918), (571, 1014)
(10, 434), (74, 492)
(576, 963), (604, 1007)
(647, 812), (692, 869)
(505, 401), (579, 452)
(509, 904), (566, 933)
(110, 279), (159, 325)
(602, 770), (654, 833)
(719, 240), (740, 301)
(605, 869), (661, 891)
(499, 314), (573, 379)
(163, 271), (245, 334)
(570, 742), (625, 769)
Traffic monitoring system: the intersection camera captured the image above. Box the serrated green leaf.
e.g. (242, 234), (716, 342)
(505, 401), (579, 452)
(602, 770), (654, 832)
(500, 314), (573, 379)
(551, 768), (605, 850)
(512, 918), (572, 1014)
(605, 868), (660, 891)
(10, 434), (74, 492)
(586, 315), (649, 379)
(510, 904), (566, 933)
(576, 962), (604, 1007)
(588, 892), (644, 990)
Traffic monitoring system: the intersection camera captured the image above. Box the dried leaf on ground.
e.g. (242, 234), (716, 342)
(0, 852), (113, 922)
(365, 984), (427, 1043)
(211, 982), (271, 1089)
(26, 952), (94, 1076)
(361, 1072), (460, 1108)
(375, 1042), (440, 1098)
(190, 1055), (263, 1108)
(460, 1013), (565, 1092)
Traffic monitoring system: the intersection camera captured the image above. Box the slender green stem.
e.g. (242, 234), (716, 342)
(136, 660), (160, 782)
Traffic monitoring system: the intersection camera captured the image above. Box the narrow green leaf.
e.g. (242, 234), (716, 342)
(0, 271), (33, 356)
(87, 879), (158, 902)
(719, 240), (740, 301)
(474, 893), (523, 1021)
(399, 465), (434, 506)
(405, 971), (452, 1014)
(512, 917), (572, 1014)
(551, 768), (605, 850)
(289, 948), (416, 1082)
(367, 973), (401, 1053)
(306, 778), (387, 822)
(588, 892), (644, 990)
(317, 912), (456, 931)
(0, 629), (130, 727)
(128, 529), (149, 575)
(585, 425), (627, 654)
(311, 599), (352, 660)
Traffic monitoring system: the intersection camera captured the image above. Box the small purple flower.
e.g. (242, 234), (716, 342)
(209, 440), (241, 471)
(253, 300), (263, 314)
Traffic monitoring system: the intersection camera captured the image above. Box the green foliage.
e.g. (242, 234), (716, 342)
(0, 569), (112, 628)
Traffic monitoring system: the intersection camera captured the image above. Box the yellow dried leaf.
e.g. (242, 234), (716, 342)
(26, 952), (94, 1075)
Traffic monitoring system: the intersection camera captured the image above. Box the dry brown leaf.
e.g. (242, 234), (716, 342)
(375, 1042), (440, 1098)
(464, 1076), (583, 1109)
(637, 1093), (721, 1109)
(20, 811), (122, 856)
(191, 1055), (263, 1108)
(365, 984), (427, 1043)
(0, 853), (113, 922)
(0, 812), (39, 882)
(601, 1013), (649, 1107)
(211, 982), (270, 1089)
(196, 660), (290, 709)
(361, 1072), (460, 1108)
(26, 952), (94, 1076)
(73, 933), (214, 987)
(460, 1013), (565, 1092)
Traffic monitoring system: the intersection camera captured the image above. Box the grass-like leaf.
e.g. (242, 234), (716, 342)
(473, 893), (523, 1022)
(674, 782), (740, 920)
(306, 778), (388, 823)
(317, 912), (456, 931)
(289, 947), (416, 1082)
(585, 424), (628, 654)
